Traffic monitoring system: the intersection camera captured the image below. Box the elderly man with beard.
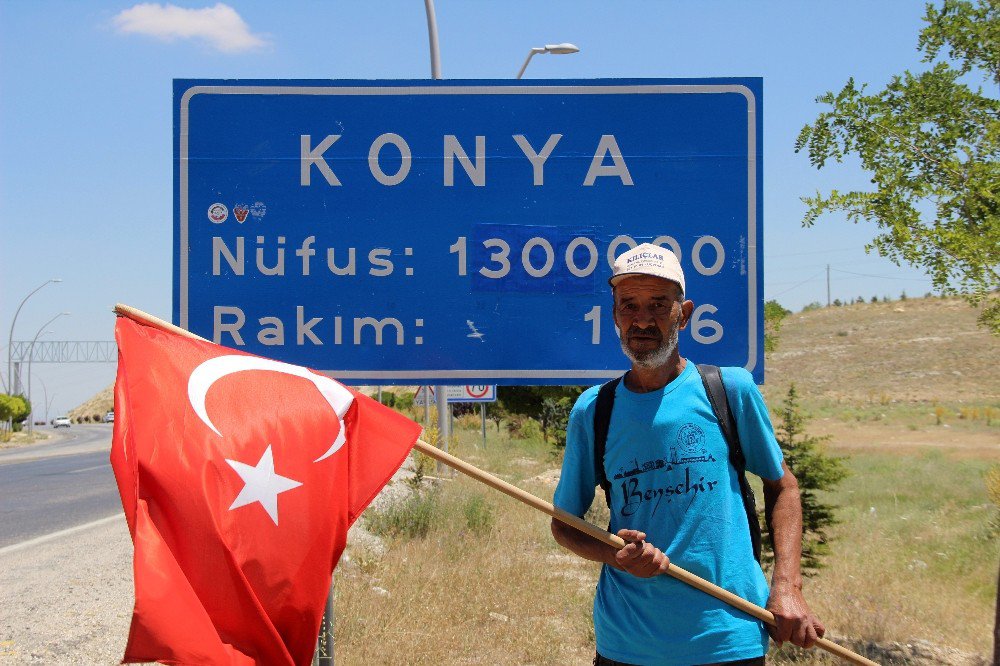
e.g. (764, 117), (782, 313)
(551, 243), (824, 666)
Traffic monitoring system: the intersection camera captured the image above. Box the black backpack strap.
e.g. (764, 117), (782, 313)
(593, 375), (623, 512)
(697, 364), (763, 563)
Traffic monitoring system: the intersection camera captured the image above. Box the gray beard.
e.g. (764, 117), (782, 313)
(619, 329), (678, 369)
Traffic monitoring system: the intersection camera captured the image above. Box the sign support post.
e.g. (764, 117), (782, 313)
(435, 384), (449, 474)
(480, 403), (486, 449)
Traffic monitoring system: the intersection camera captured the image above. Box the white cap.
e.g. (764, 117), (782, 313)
(609, 242), (685, 294)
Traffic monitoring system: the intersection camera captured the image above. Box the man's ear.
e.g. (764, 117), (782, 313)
(678, 300), (695, 330)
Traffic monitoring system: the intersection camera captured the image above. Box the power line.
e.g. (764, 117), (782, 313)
(764, 246), (859, 258)
(831, 268), (933, 282)
(769, 270), (825, 298)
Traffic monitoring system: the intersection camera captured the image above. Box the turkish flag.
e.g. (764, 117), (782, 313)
(110, 315), (422, 665)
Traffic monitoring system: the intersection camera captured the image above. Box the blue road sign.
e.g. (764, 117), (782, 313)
(174, 79), (763, 385)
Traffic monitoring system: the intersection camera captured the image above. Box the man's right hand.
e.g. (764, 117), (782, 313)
(614, 529), (670, 578)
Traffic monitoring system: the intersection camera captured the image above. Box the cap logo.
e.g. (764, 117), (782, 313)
(627, 252), (664, 264)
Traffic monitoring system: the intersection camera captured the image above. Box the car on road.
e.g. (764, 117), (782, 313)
(52, 416), (71, 428)
(103, 411), (114, 423)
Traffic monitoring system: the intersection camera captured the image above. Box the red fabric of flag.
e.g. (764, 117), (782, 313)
(110, 316), (422, 665)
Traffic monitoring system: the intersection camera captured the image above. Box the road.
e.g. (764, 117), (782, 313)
(0, 425), (120, 549)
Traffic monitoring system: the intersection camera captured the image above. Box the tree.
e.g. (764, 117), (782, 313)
(763, 384), (849, 572)
(486, 401), (507, 432)
(796, 0), (1000, 334)
(763, 299), (791, 354)
(498, 386), (583, 443)
(0, 394), (29, 438)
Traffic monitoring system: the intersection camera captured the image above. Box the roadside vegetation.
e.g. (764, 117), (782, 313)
(333, 295), (998, 664)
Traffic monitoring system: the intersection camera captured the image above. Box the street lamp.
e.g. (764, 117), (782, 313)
(516, 43), (580, 79)
(34, 375), (54, 425)
(26, 312), (69, 434)
(6, 278), (61, 396)
(423, 0), (442, 80)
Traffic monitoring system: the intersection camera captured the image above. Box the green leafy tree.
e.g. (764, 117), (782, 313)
(796, 0), (1000, 333)
(540, 396), (574, 448)
(763, 384), (849, 572)
(498, 386), (583, 443)
(487, 401), (507, 432)
(763, 299), (791, 354)
(0, 394), (29, 437)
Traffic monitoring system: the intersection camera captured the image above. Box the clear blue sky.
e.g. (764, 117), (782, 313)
(1, 1), (942, 416)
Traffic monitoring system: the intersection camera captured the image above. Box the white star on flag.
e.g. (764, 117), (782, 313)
(226, 445), (302, 525)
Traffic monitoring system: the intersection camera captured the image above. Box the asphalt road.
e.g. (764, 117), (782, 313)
(0, 425), (121, 549)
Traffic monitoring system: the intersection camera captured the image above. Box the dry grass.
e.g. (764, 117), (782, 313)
(764, 297), (999, 406)
(335, 435), (996, 664)
(777, 450), (997, 657)
(333, 429), (599, 665)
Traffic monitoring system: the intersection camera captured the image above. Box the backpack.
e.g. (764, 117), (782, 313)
(592, 364), (763, 562)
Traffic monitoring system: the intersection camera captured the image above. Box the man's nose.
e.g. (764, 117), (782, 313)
(634, 308), (657, 326)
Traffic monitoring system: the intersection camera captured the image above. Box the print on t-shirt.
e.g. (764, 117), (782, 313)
(612, 422), (722, 517)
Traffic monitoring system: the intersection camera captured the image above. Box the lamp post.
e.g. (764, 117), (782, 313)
(26, 312), (69, 434)
(7, 278), (61, 396)
(423, 0), (441, 80)
(516, 43), (580, 79)
(35, 375), (54, 425)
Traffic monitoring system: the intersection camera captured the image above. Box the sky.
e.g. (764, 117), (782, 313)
(0, 1), (950, 417)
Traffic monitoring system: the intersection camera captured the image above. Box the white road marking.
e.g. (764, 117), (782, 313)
(68, 463), (111, 474)
(0, 513), (123, 556)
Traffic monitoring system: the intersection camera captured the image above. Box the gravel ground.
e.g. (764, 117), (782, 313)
(0, 517), (135, 665)
(0, 456), (417, 665)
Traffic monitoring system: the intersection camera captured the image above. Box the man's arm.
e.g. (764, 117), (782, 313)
(551, 519), (670, 577)
(762, 462), (825, 649)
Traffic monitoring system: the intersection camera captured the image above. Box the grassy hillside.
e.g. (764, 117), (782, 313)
(764, 296), (998, 404)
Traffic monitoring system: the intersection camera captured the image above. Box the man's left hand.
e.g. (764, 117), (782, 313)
(765, 582), (825, 649)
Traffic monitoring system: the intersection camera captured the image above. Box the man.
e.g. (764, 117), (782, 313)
(552, 243), (824, 666)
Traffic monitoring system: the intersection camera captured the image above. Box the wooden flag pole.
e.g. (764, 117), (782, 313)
(411, 439), (877, 666)
(112, 303), (878, 666)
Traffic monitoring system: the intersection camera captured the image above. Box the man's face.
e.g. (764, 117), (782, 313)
(612, 276), (692, 368)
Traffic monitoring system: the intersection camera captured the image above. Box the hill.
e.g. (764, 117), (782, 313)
(763, 295), (998, 405)
(69, 385), (113, 423)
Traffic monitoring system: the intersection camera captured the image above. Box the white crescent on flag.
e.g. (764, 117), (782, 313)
(187, 355), (355, 462)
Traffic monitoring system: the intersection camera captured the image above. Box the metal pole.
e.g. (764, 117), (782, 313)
(37, 375), (49, 424)
(7, 278), (60, 397)
(314, 586), (334, 665)
(436, 384), (449, 474)
(826, 264), (831, 307)
(481, 403), (486, 449)
(25, 313), (66, 435)
(516, 48), (543, 79)
(423, 0), (441, 79)
(423, 385), (430, 429)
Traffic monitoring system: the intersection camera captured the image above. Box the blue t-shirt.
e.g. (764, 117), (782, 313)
(553, 361), (784, 666)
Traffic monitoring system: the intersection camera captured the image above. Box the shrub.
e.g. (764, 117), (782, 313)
(395, 392), (414, 411)
(462, 494), (494, 535)
(365, 491), (440, 541)
(456, 413), (480, 430)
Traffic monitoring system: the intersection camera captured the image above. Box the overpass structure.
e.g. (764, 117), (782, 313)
(9, 341), (117, 364)
(6, 340), (116, 396)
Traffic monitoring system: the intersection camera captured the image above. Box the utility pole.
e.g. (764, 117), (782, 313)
(826, 264), (831, 307)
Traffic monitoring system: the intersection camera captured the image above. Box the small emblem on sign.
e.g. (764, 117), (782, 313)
(233, 204), (249, 223)
(250, 201), (267, 220)
(208, 203), (228, 224)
